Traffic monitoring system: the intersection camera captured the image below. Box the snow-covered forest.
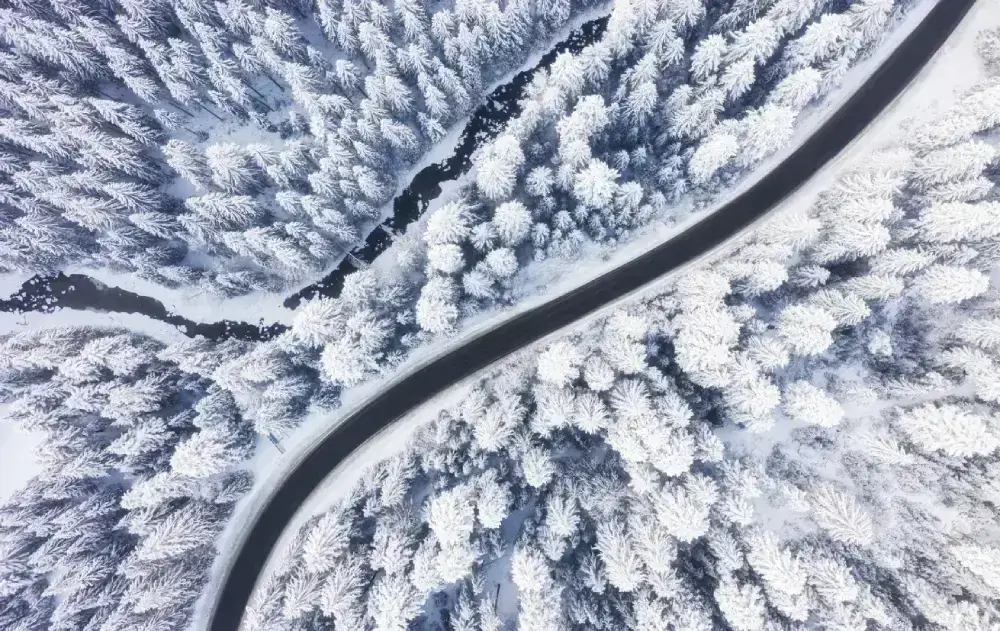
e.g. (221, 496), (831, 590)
(4, 0), (999, 629)
(0, 0), (908, 303)
(246, 24), (1000, 630)
(0, 0), (602, 296)
(0, 328), (256, 629)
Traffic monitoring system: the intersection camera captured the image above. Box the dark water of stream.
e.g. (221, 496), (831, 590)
(0, 15), (609, 341)
(0, 273), (289, 340)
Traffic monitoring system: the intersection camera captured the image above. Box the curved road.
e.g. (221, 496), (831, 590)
(207, 1), (976, 628)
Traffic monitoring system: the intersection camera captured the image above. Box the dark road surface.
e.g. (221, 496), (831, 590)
(207, 1), (976, 629)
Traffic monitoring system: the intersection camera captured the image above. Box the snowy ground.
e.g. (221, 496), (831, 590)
(697, 0), (1000, 531)
(0, 308), (189, 345)
(190, 10), (620, 627)
(0, 272), (31, 300)
(0, 406), (42, 502)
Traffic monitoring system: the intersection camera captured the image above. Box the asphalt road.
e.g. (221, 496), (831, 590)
(207, 1), (976, 628)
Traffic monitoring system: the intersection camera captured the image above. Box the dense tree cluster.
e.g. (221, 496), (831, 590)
(0, 0), (600, 296)
(158, 331), (323, 438)
(0, 327), (255, 629)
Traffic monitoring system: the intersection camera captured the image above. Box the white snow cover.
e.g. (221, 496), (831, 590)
(0, 408), (42, 502)
(0, 272), (31, 300)
(0, 307), (190, 344)
(236, 6), (1000, 626)
(7, 0), (1000, 631)
(213, 3), (1000, 623)
(509, 0), (977, 320)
